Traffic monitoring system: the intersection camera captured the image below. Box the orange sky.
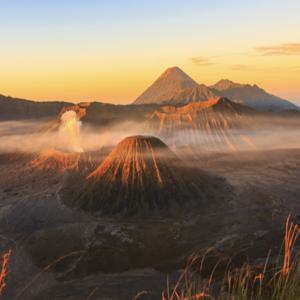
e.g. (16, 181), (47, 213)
(0, 1), (299, 104)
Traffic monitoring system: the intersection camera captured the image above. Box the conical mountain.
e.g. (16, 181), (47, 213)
(62, 135), (232, 215)
(133, 67), (199, 104)
(212, 79), (243, 91)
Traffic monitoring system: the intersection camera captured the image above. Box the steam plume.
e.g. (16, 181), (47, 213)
(58, 110), (83, 153)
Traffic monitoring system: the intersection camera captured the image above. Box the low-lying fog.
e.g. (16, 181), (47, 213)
(0, 119), (150, 153)
(0, 116), (300, 155)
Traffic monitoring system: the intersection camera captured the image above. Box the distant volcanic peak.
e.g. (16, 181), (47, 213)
(29, 149), (81, 172)
(158, 66), (197, 84)
(87, 135), (173, 186)
(133, 67), (199, 104)
(211, 80), (299, 111)
(133, 66), (298, 110)
(212, 79), (244, 91)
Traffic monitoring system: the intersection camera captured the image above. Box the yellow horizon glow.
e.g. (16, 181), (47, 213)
(1, 55), (299, 105)
(1, 2), (300, 104)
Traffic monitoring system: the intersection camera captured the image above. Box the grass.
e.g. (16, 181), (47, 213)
(1, 215), (300, 299)
(0, 248), (11, 295)
(162, 215), (300, 300)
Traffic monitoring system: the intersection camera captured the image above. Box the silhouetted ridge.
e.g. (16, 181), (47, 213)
(0, 94), (71, 120)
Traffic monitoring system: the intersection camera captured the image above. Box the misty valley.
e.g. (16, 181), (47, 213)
(1, 67), (300, 299)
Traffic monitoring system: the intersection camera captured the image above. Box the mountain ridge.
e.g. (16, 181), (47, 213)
(0, 94), (72, 120)
(133, 67), (299, 111)
(210, 79), (298, 111)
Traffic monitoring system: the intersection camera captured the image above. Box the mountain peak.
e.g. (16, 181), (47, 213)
(159, 66), (189, 79)
(87, 135), (171, 183)
(212, 80), (299, 111)
(133, 68), (299, 111)
(212, 79), (243, 91)
(133, 67), (199, 105)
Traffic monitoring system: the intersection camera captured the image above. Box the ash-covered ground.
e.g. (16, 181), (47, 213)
(1, 144), (300, 299)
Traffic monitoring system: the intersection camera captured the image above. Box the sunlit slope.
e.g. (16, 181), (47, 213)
(62, 135), (232, 215)
(147, 97), (257, 151)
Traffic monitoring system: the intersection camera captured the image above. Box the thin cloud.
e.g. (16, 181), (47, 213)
(255, 43), (300, 56)
(230, 64), (300, 72)
(231, 64), (251, 71)
(191, 52), (248, 66)
(191, 56), (215, 66)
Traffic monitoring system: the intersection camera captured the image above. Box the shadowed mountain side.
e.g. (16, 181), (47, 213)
(55, 102), (160, 128)
(79, 102), (160, 126)
(0, 93), (158, 126)
(0, 94), (72, 120)
(211, 79), (299, 111)
(61, 136), (232, 216)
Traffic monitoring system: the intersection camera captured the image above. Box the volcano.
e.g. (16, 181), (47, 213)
(210, 79), (298, 111)
(62, 135), (232, 215)
(148, 97), (255, 133)
(134, 67), (200, 105)
(147, 98), (257, 151)
(133, 67), (298, 111)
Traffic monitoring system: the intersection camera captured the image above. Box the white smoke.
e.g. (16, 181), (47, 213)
(58, 110), (83, 153)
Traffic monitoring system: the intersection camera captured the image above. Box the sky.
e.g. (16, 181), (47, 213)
(0, 0), (300, 104)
